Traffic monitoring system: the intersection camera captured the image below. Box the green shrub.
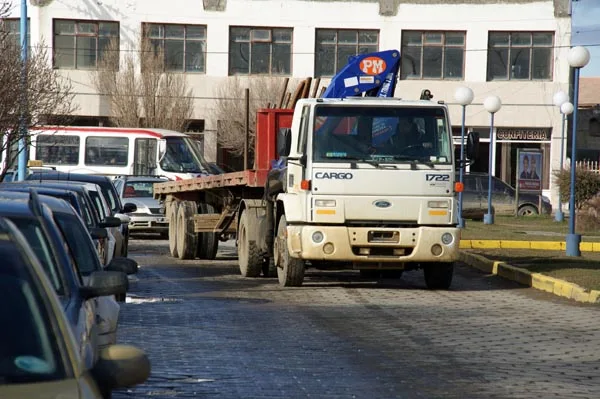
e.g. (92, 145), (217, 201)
(554, 168), (600, 210)
(577, 195), (600, 232)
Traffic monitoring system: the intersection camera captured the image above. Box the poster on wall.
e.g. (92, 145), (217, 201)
(517, 149), (543, 191)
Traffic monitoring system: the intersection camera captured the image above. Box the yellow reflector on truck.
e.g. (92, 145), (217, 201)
(316, 209), (336, 215)
(428, 210), (448, 216)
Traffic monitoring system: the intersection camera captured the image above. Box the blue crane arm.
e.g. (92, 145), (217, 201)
(321, 49), (401, 99)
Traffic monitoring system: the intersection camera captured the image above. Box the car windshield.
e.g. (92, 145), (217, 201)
(123, 181), (163, 198)
(0, 242), (66, 384)
(160, 137), (209, 174)
(313, 105), (452, 165)
(53, 213), (102, 276)
(9, 218), (64, 296)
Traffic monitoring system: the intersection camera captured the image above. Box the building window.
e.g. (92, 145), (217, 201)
(400, 31), (465, 80)
(53, 19), (119, 69)
(1, 18), (30, 48)
(487, 31), (553, 81)
(315, 29), (379, 77)
(144, 23), (206, 73)
(229, 26), (292, 75)
(590, 118), (600, 137)
(36, 135), (80, 165)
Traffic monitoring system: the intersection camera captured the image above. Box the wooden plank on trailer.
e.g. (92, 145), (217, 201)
(194, 214), (237, 233)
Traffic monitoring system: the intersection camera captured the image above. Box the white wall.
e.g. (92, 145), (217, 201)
(10, 0), (570, 203)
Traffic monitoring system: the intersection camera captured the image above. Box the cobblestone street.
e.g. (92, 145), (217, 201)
(114, 237), (600, 399)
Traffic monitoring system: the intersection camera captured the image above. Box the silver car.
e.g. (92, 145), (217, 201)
(113, 176), (170, 237)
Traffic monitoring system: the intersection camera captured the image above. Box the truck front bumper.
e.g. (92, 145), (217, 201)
(286, 225), (460, 263)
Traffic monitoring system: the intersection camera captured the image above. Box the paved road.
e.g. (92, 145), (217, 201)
(114, 237), (600, 399)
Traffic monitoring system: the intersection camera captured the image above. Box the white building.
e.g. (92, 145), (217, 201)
(6, 0), (573, 206)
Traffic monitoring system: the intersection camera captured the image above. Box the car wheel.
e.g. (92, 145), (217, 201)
(518, 205), (538, 217)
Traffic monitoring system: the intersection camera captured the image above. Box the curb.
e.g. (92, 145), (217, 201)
(460, 240), (600, 252)
(459, 251), (600, 304)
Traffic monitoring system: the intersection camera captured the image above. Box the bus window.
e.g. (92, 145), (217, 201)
(85, 137), (129, 166)
(35, 135), (80, 165)
(133, 138), (157, 175)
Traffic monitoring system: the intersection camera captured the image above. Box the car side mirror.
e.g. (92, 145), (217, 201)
(80, 270), (128, 299)
(99, 216), (122, 228)
(89, 227), (108, 240)
(123, 203), (137, 213)
(106, 257), (138, 275)
(91, 345), (151, 392)
(466, 132), (480, 161)
(277, 128), (292, 158)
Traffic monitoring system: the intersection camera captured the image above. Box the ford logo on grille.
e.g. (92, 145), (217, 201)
(373, 200), (391, 208)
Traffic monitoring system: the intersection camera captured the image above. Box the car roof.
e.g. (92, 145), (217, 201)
(28, 171), (112, 185)
(117, 176), (169, 182)
(0, 190), (75, 215)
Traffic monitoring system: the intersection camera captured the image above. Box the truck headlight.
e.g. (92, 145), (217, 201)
(315, 199), (336, 207)
(312, 231), (324, 244)
(441, 233), (454, 245)
(428, 201), (449, 209)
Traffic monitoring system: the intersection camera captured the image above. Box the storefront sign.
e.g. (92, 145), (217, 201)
(497, 128), (550, 141)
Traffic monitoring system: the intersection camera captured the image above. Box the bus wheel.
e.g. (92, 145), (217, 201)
(196, 203), (219, 260)
(176, 201), (197, 260)
(238, 210), (262, 277)
(276, 215), (305, 287)
(168, 201), (179, 258)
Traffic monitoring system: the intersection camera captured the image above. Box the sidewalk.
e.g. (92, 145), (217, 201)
(458, 239), (600, 304)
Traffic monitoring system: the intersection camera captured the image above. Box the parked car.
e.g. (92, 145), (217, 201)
(0, 216), (149, 399)
(113, 175), (170, 237)
(0, 182), (109, 262)
(27, 171), (137, 256)
(458, 172), (552, 219)
(0, 190), (127, 369)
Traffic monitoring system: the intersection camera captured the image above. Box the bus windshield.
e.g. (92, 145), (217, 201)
(313, 105), (452, 165)
(160, 137), (210, 174)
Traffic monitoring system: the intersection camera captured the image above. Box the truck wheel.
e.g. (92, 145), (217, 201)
(168, 201), (179, 258)
(238, 210), (262, 277)
(276, 215), (305, 287)
(196, 203), (219, 260)
(176, 201), (197, 260)
(423, 262), (454, 290)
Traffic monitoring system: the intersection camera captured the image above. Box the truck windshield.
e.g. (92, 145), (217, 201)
(313, 105), (452, 165)
(160, 137), (210, 174)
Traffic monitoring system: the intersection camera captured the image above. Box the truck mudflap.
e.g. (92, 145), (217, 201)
(286, 225), (459, 263)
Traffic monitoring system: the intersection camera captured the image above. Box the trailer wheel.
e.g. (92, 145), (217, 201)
(423, 262), (454, 290)
(238, 210), (262, 277)
(176, 201), (197, 260)
(168, 201), (179, 258)
(275, 215), (305, 287)
(196, 203), (219, 260)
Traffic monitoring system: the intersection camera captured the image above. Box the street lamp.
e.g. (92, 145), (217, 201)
(555, 100), (574, 222)
(454, 86), (474, 228)
(16, 0), (28, 181)
(483, 95), (502, 225)
(565, 45), (590, 257)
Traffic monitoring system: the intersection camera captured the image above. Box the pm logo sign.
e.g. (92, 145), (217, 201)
(359, 57), (387, 75)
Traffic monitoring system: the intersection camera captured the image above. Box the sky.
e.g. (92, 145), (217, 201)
(571, 0), (600, 77)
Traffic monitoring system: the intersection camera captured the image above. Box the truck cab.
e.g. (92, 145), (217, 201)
(274, 97), (461, 288)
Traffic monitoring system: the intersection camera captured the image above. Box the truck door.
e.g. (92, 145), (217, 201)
(133, 138), (158, 175)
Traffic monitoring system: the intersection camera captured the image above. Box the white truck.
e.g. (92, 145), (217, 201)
(153, 49), (479, 289)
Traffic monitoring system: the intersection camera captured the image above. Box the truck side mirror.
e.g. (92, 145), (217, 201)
(466, 131), (480, 161)
(277, 128), (292, 158)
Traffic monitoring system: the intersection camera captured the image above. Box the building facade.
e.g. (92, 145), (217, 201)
(6, 0), (572, 206)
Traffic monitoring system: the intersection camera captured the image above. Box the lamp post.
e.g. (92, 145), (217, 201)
(483, 95), (502, 225)
(16, 0), (28, 181)
(454, 86), (474, 229)
(565, 46), (590, 257)
(554, 98), (574, 222)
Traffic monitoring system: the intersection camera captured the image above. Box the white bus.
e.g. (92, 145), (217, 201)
(20, 126), (212, 180)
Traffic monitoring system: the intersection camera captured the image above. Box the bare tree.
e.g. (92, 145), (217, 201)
(93, 36), (194, 132)
(0, 2), (77, 180)
(210, 76), (295, 156)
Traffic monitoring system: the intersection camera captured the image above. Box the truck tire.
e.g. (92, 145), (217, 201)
(196, 203), (219, 260)
(176, 201), (197, 260)
(423, 262), (454, 290)
(238, 210), (262, 277)
(168, 201), (179, 258)
(276, 215), (305, 287)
